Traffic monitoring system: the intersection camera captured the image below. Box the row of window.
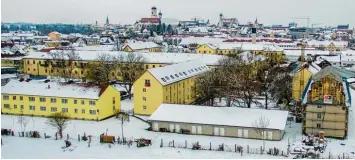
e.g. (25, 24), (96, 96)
(3, 95), (96, 105)
(160, 66), (208, 83)
(3, 104), (97, 115)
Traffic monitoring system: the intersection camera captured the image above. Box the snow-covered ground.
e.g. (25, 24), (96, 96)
(1, 91), (355, 158)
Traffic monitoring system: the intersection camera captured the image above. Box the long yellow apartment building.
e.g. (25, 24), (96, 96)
(196, 43), (285, 63)
(21, 51), (222, 79)
(1, 80), (122, 121)
(133, 59), (210, 115)
(302, 66), (354, 138)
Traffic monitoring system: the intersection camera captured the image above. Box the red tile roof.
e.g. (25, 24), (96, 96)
(139, 18), (160, 24)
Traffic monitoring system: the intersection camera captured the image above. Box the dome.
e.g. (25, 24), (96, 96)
(152, 6), (157, 9)
(220, 13), (223, 17)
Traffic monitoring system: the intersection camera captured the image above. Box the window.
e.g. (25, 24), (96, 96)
(74, 109), (78, 113)
(146, 65), (148, 69)
(40, 97), (46, 102)
(14, 105), (17, 109)
(29, 105), (35, 110)
(89, 101), (96, 106)
(175, 74), (179, 78)
(170, 75), (175, 79)
(40, 106), (46, 111)
(316, 123), (321, 128)
(112, 97), (115, 104)
(74, 100), (77, 104)
(51, 98), (56, 103)
(143, 97), (146, 101)
(143, 105), (147, 110)
(89, 110), (96, 115)
(20, 96), (23, 101)
(161, 78), (166, 82)
(82, 109), (85, 114)
(166, 96), (168, 100)
(4, 104), (10, 109)
(20, 105), (24, 110)
(29, 97), (35, 102)
(3, 95), (9, 100)
(62, 108), (68, 113)
(81, 100), (85, 105)
(179, 72), (183, 76)
(183, 72), (187, 76)
(317, 105), (322, 108)
(145, 79), (151, 87)
(51, 107), (57, 112)
(61, 99), (68, 104)
(165, 76), (170, 80)
(143, 88), (146, 92)
(317, 113), (322, 119)
(152, 65), (155, 68)
(13, 96), (16, 100)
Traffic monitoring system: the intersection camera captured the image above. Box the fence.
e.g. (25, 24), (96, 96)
(159, 138), (285, 157)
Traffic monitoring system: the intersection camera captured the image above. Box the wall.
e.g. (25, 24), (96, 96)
(163, 77), (196, 104)
(152, 121), (283, 140)
(96, 85), (121, 120)
(292, 68), (312, 100)
(133, 72), (163, 115)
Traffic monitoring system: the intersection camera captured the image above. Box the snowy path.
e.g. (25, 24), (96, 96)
(347, 88), (355, 144)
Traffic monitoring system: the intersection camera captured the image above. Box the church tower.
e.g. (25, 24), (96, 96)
(158, 10), (163, 20)
(106, 15), (110, 25)
(151, 6), (157, 18)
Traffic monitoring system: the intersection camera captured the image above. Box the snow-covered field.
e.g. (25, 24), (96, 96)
(1, 95), (355, 159)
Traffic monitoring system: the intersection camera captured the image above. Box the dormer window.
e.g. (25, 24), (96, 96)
(145, 79), (151, 87)
(175, 74), (179, 78)
(170, 75), (175, 79)
(165, 76), (170, 80)
(161, 78), (166, 82)
(195, 68), (198, 71)
(179, 72), (183, 76)
(183, 72), (187, 75)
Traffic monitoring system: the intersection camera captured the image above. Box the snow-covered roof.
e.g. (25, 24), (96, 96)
(306, 40), (348, 47)
(74, 45), (114, 51)
(1, 74), (17, 79)
(1, 80), (105, 99)
(299, 62), (321, 74)
(179, 37), (226, 45)
(147, 59), (209, 86)
(23, 51), (224, 66)
(124, 42), (160, 50)
(149, 104), (289, 130)
(188, 27), (208, 33)
(205, 43), (284, 52)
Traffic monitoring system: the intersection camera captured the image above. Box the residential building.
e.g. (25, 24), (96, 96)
(122, 41), (161, 52)
(48, 31), (62, 40)
(302, 66), (355, 138)
(133, 59), (209, 115)
(292, 62), (322, 100)
(149, 104), (289, 140)
(1, 80), (122, 121)
(196, 43), (285, 63)
(21, 51), (223, 79)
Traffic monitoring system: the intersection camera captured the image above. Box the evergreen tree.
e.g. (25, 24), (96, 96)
(167, 24), (173, 34)
(162, 23), (166, 34)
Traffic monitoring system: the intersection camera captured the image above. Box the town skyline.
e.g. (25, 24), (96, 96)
(1, 0), (355, 27)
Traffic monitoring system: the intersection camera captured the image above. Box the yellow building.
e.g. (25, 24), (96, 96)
(133, 59), (210, 115)
(196, 43), (285, 63)
(21, 51), (223, 79)
(302, 66), (354, 138)
(123, 42), (162, 52)
(1, 80), (122, 121)
(292, 62), (321, 100)
(48, 31), (61, 40)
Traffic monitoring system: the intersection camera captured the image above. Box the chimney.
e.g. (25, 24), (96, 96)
(251, 27), (257, 44)
(48, 84), (51, 89)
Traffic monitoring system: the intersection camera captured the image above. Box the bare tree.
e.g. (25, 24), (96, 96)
(87, 53), (117, 84)
(252, 116), (270, 152)
(115, 53), (146, 99)
(48, 47), (81, 82)
(113, 37), (123, 51)
(117, 112), (129, 140)
(46, 112), (70, 139)
(17, 115), (29, 134)
(194, 71), (222, 106)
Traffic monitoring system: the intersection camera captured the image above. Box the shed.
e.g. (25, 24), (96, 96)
(148, 104), (289, 140)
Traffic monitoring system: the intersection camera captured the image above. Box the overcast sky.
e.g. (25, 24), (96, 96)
(2, 0), (355, 27)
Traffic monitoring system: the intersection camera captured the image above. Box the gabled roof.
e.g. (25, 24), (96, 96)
(147, 59), (209, 86)
(296, 62), (322, 74)
(124, 42), (159, 50)
(313, 66), (355, 82)
(149, 103), (289, 130)
(1, 80), (107, 99)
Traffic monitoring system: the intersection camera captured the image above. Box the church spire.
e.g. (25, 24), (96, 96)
(106, 15), (109, 25)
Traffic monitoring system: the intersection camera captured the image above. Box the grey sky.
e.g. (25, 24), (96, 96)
(2, 0), (355, 27)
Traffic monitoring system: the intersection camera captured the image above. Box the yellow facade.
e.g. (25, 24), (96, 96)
(1, 85), (121, 121)
(45, 42), (61, 48)
(196, 44), (285, 63)
(133, 72), (197, 115)
(292, 68), (313, 100)
(1, 59), (20, 67)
